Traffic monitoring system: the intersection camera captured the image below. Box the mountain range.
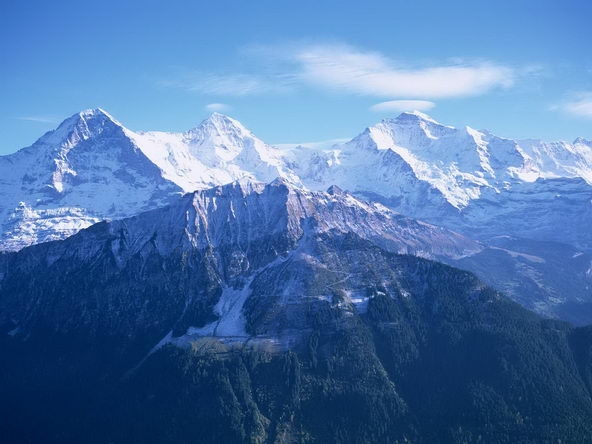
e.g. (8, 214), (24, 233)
(2, 177), (592, 443)
(2, 108), (592, 251)
(1, 109), (591, 324)
(1, 122), (592, 440)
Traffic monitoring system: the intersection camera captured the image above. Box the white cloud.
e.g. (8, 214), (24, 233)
(161, 72), (291, 96)
(370, 100), (435, 113)
(16, 116), (58, 123)
(290, 44), (515, 99)
(553, 93), (592, 120)
(188, 73), (268, 96)
(205, 103), (231, 112)
(164, 42), (518, 100)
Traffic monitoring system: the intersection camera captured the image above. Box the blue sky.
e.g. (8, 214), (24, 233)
(1, 0), (591, 154)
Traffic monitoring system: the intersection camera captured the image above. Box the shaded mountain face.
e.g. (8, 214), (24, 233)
(0, 180), (481, 342)
(1, 183), (592, 443)
(4, 178), (589, 329)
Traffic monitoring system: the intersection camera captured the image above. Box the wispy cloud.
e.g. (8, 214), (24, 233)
(16, 116), (58, 123)
(289, 44), (515, 99)
(552, 92), (592, 120)
(188, 73), (271, 96)
(205, 103), (232, 112)
(161, 72), (291, 96)
(370, 100), (435, 113)
(164, 42), (520, 101)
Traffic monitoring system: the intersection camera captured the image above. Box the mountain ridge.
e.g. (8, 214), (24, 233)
(2, 108), (592, 251)
(2, 109), (592, 323)
(2, 176), (592, 442)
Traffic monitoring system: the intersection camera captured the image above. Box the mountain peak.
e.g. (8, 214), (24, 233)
(38, 108), (123, 148)
(78, 107), (113, 119)
(393, 111), (442, 125)
(189, 113), (251, 138)
(326, 184), (344, 195)
(66, 107), (122, 130)
(183, 113), (272, 164)
(574, 136), (592, 146)
(208, 111), (235, 120)
(206, 111), (238, 124)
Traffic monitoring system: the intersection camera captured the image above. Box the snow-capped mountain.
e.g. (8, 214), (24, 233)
(127, 112), (299, 192)
(293, 111), (592, 207)
(286, 111), (592, 249)
(0, 110), (295, 251)
(0, 109), (180, 250)
(3, 108), (591, 252)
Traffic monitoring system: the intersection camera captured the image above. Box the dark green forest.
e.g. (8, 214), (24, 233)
(2, 235), (592, 443)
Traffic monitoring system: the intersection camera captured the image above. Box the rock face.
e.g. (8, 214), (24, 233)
(1, 179), (592, 443)
(0, 179), (480, 342)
